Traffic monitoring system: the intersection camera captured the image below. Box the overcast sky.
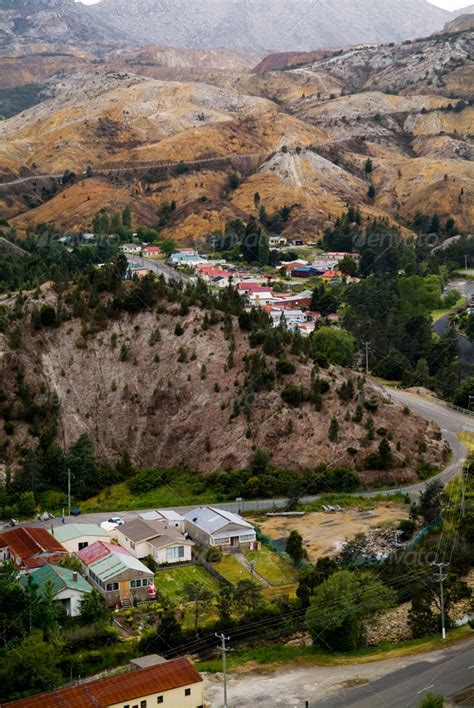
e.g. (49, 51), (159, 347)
(76, 0), (473, 7)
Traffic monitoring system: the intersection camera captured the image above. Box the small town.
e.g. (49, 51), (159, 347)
(0, 0), (473, 706)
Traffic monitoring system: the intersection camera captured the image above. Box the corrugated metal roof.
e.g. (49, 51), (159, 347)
(2, 657), (203, 707)
(89, 551), (153, 583)
(184, 506), (254, 534)
(20, 564), (92, 596)
(76, 540), (133, 566)
(52, 523), (109, 544)
(0, 527), (66, 562)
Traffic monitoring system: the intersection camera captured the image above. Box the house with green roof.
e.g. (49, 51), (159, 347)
(50, 523), (110, 553)
(20, 564), (92, 617)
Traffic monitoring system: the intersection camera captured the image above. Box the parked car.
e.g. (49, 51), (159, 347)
(108, 516), (124, 526)
(71, 507), (81, 516)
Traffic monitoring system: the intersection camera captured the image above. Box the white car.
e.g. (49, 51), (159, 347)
(107, 516), (125, 526)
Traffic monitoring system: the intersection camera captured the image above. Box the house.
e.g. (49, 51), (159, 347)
(50, 523), (110, 553)
(280, 260), (308, 272)
(184, 506), (257, 551)
(237, 282), (271, 295)
(142, 245), (162, 258)
(19, 564), (92, 617)
(269, 235), (287, 247)
(0, 527), (67, 570)
(2, 656), (204, 708)
(291, 266), (319, 278)
(140, 509), (186, 533)
(121, 243), (142, 256)
(271, 290), (312, 309)
(115, 518), (192, 564)
(76, 540), (153, 606)
(248, 290), (274, 307)
(124, 267), (150, 280)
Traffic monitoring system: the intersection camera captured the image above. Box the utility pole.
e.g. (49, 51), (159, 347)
(67, 468), (71, 517)
(431, 562), (449, 640)
(249, 561), (255, 580)
(364, 341), (370, 376)
(215, 633), (230, 708)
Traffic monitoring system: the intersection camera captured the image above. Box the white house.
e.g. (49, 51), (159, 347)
(139, 509), (186, 533)
(115, 518), (193, 563)
(269, 235), (288, 247)
(51, 523), (110, 553)
(184, 506), (257, 551)
(121, 243), (142, 256)
(20, 564), (92, 617)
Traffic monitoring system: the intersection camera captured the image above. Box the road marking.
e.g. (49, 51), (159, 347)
(417, 685), (434, 694)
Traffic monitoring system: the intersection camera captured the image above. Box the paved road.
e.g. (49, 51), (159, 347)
(433, 278), (474, 365)
(126, 255), (190, 284)
(23, 387), (470, 530)
(314, 638), (474, 707)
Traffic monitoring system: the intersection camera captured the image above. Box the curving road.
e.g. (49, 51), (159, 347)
(22, 386), (471, 530)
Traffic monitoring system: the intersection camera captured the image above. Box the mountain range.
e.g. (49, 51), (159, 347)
(0, 0), (471, 52)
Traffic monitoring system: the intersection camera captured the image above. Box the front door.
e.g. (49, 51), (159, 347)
(119, 580), (130, 599)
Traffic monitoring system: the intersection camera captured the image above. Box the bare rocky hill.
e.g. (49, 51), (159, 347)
(90, 0), (452, 52)
(0, 283), (447, 483)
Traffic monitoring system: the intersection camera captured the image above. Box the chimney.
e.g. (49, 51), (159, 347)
(72, 572), (78, 582)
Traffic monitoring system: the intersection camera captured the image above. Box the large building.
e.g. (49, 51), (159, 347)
(2, 657), (204, 708)
(0, 527), (66, 569)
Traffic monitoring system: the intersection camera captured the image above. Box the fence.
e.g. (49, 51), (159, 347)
(255, 527), (305, 570)
(196, 555), (236, 589)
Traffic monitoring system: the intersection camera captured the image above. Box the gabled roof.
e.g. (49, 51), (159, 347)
(52, 523), (109, 544)
(118, 518), (169, 543)
(76, 540), (132, 566)
(20, 564), (92, 597)
(90, 552), (152, 582)
(0, 527), (66, 564)
(184, 506), (254, 535)
(3, 657), (203, 707)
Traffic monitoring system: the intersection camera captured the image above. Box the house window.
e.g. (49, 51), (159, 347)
(106, 582), (119, 592)
(140, 701), (147, 708)
(166, 546), (185, 561)
(184, 688), (191, 696)
(157, 698), (163, 705)
(78, 542), (88, 550)
(217, 537), (230, 545)
(131, 579), (149, 588)
(239, 534), (255, 542)
(130, 541), (136, 550)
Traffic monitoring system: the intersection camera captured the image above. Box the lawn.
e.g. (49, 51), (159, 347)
(214, 555), (255, 585)
(81, 481), (220, 513)
(155, 564), (221, 599)
(244, 545), (297, 586)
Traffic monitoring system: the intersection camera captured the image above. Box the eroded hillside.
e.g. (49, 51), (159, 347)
(0, 282), (447, 483)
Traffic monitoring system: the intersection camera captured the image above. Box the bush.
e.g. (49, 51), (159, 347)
(206, 546), (222, 562)
(276, 358), (296, 375)
(281, 385), (306, 407)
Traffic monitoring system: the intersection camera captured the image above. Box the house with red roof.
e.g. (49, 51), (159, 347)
(2, 656), (204, 708)
(76, 540), (153, 606)
(142, 245), (162, 258)
(0, 527), (67, 570)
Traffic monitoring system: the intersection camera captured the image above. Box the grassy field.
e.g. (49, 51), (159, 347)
(214, 555), (255, 585)
(82, 481), (219, 513)
(244, 545), (297, 586)
(303, 492), (408, 512)
(155, 564), (221, 598)
(197, 625), (473, 673)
